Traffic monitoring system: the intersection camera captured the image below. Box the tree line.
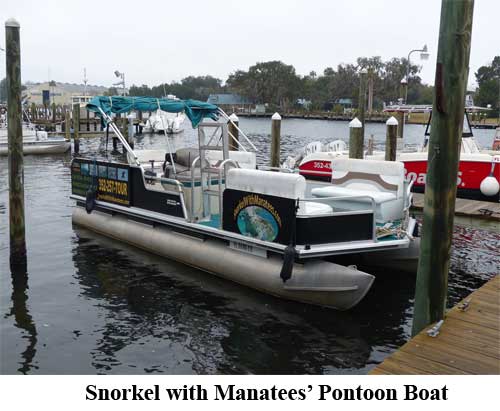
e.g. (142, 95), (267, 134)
(1, 56), (498, 117)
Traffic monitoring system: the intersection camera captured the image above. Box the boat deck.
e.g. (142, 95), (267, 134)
(369, 275), (500, 375)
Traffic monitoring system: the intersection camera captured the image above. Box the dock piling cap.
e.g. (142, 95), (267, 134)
(229, 113), (239, 122)
(5, 18), (20, 27)
(272, 112), (282, 121)
(349, 117), (362, 128)
(386, 116), (398, 126)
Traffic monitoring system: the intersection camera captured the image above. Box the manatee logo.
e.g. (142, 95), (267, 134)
(236, 206), (279, 242)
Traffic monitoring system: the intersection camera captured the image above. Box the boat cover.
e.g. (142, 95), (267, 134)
(86, 96), (219, 127)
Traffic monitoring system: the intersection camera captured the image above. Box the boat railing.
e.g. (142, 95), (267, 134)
(190, 156), (240, 226)
(217, 108), (257, 152)
(139, 171), (189, 218)
(298, 195), (378, 241)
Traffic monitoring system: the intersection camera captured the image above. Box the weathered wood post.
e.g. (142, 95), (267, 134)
(51, 101), (56, 125)
(30, 102), (36, 121)
(228, 113), (239, 151)
(64, 110), (70, 141)
(127, 114), (134, 149)
(349, 117), (363, 159)
(412, 0), (475, 336)
(122, 115), (129, 153)
(358, 68), (367, 140)
(385, 116), (398, 161)
(397, 111), (405, 139)
(72, 103), (80, 153)
(270, 112), (281, 168)
(367, 134), (375, 155)
(6, 18), (26, 268)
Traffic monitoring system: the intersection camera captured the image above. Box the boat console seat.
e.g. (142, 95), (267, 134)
(311, 158), (405, 222)
(226, 168), (333, 216)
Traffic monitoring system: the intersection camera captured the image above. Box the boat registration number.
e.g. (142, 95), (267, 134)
(229, 241), (267, 258)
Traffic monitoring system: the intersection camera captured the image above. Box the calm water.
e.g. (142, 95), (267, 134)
(0, 119), (498, 374)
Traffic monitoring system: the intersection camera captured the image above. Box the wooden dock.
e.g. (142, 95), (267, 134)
(411, 193), (500, 231)
(370, 275), (500, 375)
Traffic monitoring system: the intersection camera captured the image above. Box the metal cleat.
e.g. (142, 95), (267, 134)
(457, 298), (471, 312)
(426, 320), (444, 337)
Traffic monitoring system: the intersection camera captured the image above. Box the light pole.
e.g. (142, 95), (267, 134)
(113, 70), (126, 96)
(403, 44), (429, 104)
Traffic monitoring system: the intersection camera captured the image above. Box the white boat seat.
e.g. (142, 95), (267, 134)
(226, 168), (333, 216)
(311, 158), (406, 222)
(311, 186), (397, 203)
(297, 201), (333, 216)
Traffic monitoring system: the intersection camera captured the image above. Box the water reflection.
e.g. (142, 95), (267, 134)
(71, 227), (416, 374)
(6, 266), (38, 374)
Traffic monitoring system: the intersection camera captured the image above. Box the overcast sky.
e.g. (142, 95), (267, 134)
(1, 0), (498, 90)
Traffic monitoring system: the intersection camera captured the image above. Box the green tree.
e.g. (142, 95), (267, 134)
(475, 56), (500, 116)
(227, 61), (302, 110)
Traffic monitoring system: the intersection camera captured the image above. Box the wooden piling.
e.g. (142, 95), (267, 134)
(6, 18), (26, 268)
(228, 113), (239, 151)
(270, 112), (281, 168)
(358, 68), (367, 140)
(397, 111), (405, 139)
(412, 0), (475, 336)
(349, 117), (363, 159)
(126, 114), (134, 149)
(30, 102), (36, 121)
(51, 102), (56, 124)
(385, 116), (398, 161)
(72, 103), (80, 153)
(65, 110), (70, 141)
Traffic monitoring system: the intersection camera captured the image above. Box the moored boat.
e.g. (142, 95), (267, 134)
(70, 96), (420, 310)
(0, 110), (70, 155)
(286, 111), (500, 203)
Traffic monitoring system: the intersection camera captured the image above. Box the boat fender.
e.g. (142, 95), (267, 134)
(85, 189), (96, 214)
(279, 199), (299, 283)
(280, 245), (296, 283)
(480, 161), (499, 197)
(412, 219), (419, 237)
(480, 176), (500, 196)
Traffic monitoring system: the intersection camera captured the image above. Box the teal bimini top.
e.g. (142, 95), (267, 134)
(86, 96), (220, 128)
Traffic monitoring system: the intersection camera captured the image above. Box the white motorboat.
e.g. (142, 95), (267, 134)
(70, 96), (420, 310)
(0, 121), (70, 155)
(284, 112), (500, 203)
(143, 95), (186, 134)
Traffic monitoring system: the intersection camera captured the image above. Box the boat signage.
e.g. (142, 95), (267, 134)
(71, 158), (131, 206)
(223, 189), (296, 244)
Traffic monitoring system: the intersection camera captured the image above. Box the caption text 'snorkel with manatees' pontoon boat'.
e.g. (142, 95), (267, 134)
(70, 96), (420, 310)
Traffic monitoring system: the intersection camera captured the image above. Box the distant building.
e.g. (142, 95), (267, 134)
(24, 82), (108, 106)
(334, 98), (353, 114)
(207, 93), (253, 113)
(296, 98), (312, 110)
